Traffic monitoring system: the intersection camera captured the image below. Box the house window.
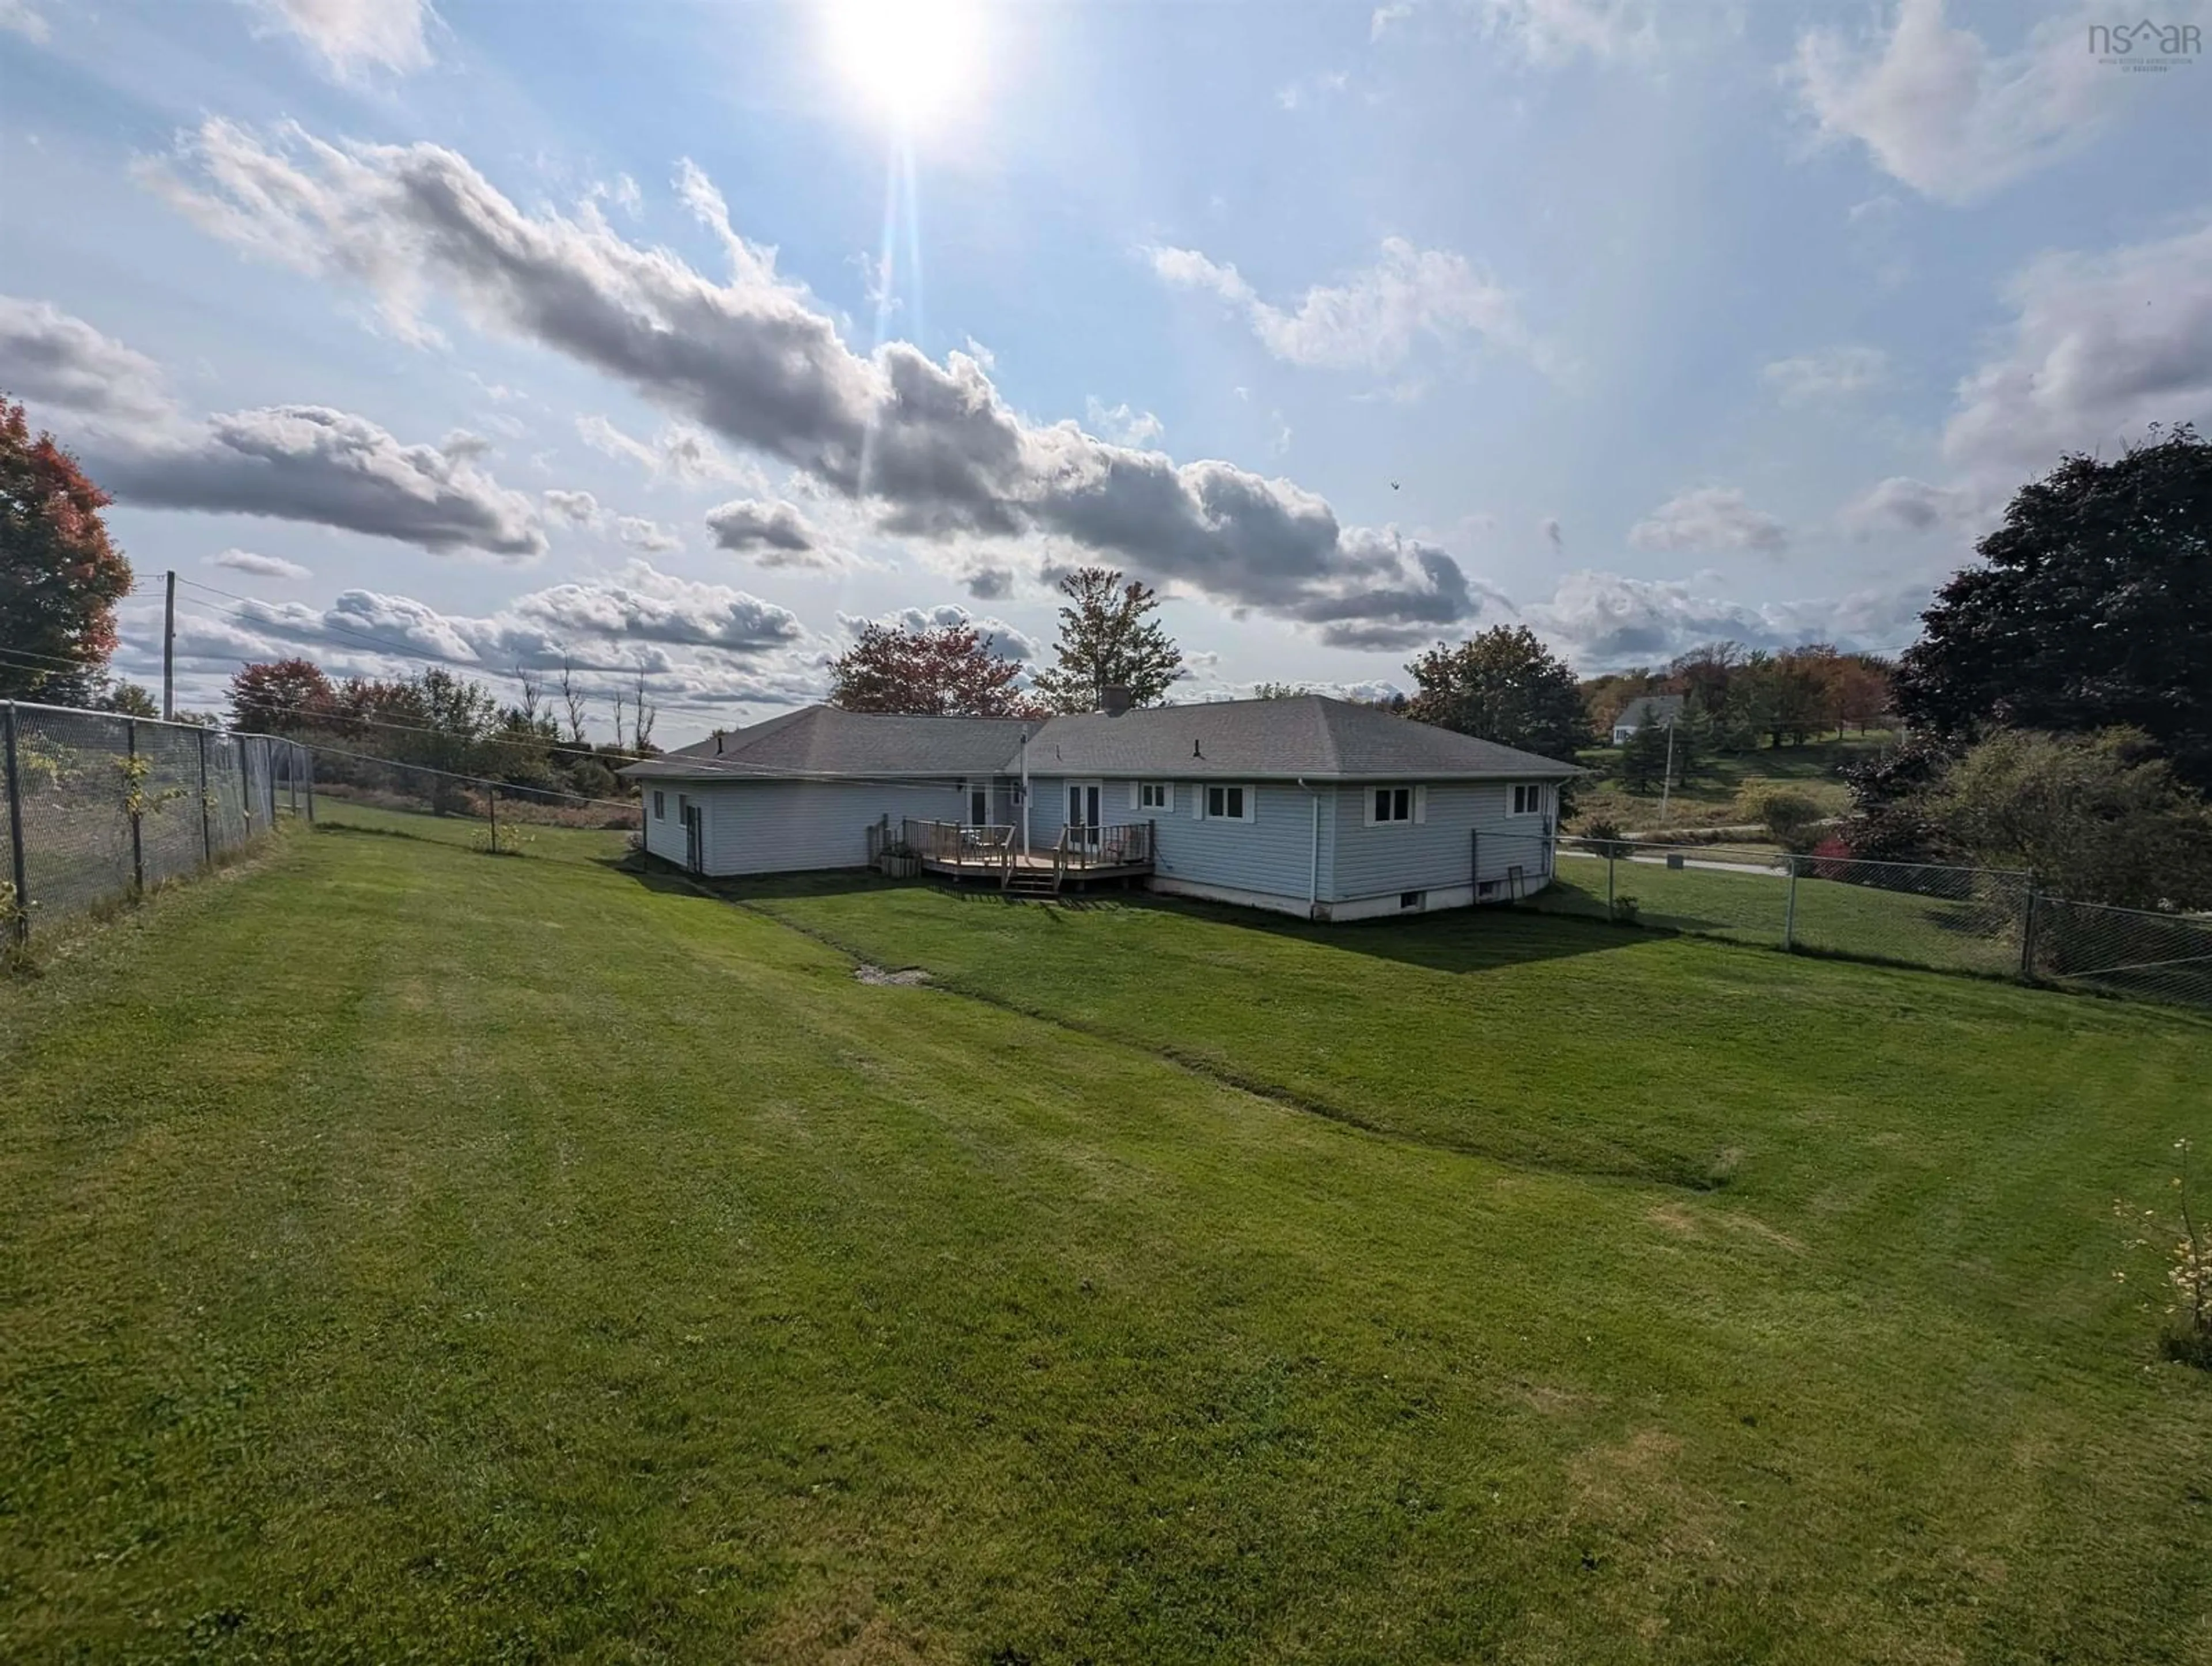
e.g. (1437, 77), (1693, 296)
(652, 790), (665, 820)
(1510, 783), (1544, 816)
(1373, 787), (1413, 824)
(1203, 784), (1253, 822)
(1137, 781), (1172, 811)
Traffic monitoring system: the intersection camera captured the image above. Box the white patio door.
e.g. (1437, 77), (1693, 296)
(1067, 781), (1101, 848)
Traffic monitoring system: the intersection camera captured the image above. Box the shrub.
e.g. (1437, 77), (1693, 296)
(1610, 893), (1641, 926)
(1580, 814), (1626, 858)
(1736, 783), (1825, 851)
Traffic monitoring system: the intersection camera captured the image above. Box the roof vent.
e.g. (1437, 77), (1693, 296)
(1100, 683), (1132, 717)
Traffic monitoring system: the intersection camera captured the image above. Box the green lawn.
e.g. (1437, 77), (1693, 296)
(3, 827), (2209, 1661)
(1540, 850), (2029, 977)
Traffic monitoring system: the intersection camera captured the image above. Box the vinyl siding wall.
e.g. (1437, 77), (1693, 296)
(1026, 777), (1329, 906)
(644, 778), (972, 874)
(1328, 780), (1555, 905)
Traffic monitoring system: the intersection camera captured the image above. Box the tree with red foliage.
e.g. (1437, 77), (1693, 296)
(228, 658), (338, 733)
(827, 622), (1044, 717)
(0, 399), (135, 702)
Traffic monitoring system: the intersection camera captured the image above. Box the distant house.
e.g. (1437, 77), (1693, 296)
(1610, 694), (1684, 747)
(620, 692), (1579, 921)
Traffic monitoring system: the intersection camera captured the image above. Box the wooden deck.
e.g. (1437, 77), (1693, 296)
(874, 819), (1156, 895)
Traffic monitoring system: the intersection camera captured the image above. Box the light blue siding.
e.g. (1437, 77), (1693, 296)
(1027, 776), (1325, 905)
(661, 778), (972, 874)
(1328, 781), (1554, 903)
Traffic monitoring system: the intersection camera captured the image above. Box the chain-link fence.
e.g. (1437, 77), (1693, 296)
(1537, 833), (2212, 1008)
(298, 740), (641, 870)
(2, 700), (309, 944)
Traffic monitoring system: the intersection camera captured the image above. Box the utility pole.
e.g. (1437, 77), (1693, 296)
(162, 570), (177, 721)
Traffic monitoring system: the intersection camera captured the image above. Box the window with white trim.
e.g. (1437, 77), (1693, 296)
(1201, 783), (1253, 823)
(1137, 781), (1172, 811)
(1510, 783), (1544, 816)
(1374, 787), (1412, 824)
(652, 790), (665, 820)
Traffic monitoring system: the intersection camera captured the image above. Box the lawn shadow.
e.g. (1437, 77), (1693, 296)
(630, 865), (1654, 974)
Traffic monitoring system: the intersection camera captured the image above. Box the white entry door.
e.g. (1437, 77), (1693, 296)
(1067, 781), (1102, 848)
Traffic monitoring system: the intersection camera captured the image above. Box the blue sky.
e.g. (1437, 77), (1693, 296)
(3, 0), (2208, 740)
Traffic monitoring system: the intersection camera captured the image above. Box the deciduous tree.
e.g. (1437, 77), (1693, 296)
(830, 621), (1044, 717)
(1404, 626), (1590, 762)
(1031, 567), (1183, 711)
(229, 658), (337, 733)
(1, 400), (134, 702)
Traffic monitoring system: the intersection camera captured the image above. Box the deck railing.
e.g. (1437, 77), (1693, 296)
(1056, 821), (1153, 871)
(902, 819), (1017, 874)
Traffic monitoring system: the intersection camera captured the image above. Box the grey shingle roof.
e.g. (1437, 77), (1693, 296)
(1022, 696), (1580, 779)
(619, 706), (1032, 781)
(1615, 694), (1685, 728)
(623, 696), (1579, 783)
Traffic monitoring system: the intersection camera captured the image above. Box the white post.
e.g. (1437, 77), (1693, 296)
(1658, 718), (1676, 822)
(1019, 726), (1031, 858)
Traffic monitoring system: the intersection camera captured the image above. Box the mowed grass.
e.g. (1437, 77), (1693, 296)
(1, 832), (2208, 1662)
(1540, 850), (2026, 976)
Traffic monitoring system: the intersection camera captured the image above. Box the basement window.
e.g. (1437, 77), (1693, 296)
(1400, 890), (1425, 910)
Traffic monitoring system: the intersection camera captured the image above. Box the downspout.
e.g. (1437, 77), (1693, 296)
(1297, 777), (1322, 920)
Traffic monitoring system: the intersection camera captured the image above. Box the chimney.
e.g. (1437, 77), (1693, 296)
(714, 730), (725, 755)
(1100, 683), (1132, 717)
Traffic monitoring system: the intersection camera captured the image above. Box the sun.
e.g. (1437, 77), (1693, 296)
(823, 0), (987, 130)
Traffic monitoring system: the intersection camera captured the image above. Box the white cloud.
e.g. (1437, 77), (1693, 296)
(839, 603), (1040, 662)
(175, 562), (827, 721)
(1628, 486), (1789, 556)
(210, 548), (313, 581)
(91, 403), (546, 559)
(244, 0), (434, 77)
(1147, 236), (1550, 376)
(141, 120), (1492, 648)
(1787, 0), (2198, 205)
(616, 514), (683, 553)
(1370, 3), (1414, 41)
(1083, 396), (1164, 448)
(705, 497), (843, 568)
(1525, 569), (1931, 669)
(541, 488), (601, 527)
(1, 0), (48, 44)
(1942, 213), (2212, 479)
(1840, 475), (1976, 538)
(0, 296), (177, 422)
(1472, 0), (1657, 63)
(1762, 345), (1889, 404)
(576, 411), (751, 486)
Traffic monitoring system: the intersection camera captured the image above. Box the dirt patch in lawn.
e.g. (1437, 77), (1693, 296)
(854, 963), (932, 987)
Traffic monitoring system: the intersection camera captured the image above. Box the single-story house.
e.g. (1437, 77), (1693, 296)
(1610, 694), (1684, 746)
(621, 692), (1578, 921)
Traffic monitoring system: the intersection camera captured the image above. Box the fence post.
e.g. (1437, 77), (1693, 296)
(3, 703), (29, 946)
(1606, 846), (1615, 918)
(303, 744), (315, 824)
(2018, 875), (2040, 982)
(1783, 854), (1799, 951)
(126, 718), (143, 895)
(235, 735), (250, 835)
(197, 726), (213, 864)
(488, 785), (498, 854)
